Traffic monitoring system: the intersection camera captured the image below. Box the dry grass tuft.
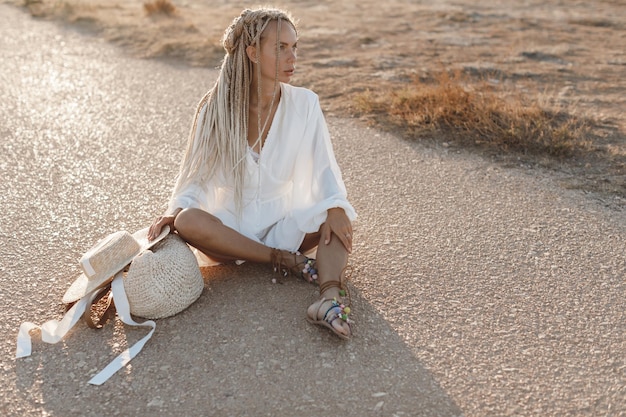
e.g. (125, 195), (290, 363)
(356, 70), (592, 158)
(143, 0), (177, 16)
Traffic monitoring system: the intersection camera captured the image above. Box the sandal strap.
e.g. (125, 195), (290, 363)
(270, 248), (318, 283)
(323, 305), (343, 323)
(316, 298), (351, 326)
(319, 265), (353, 306)
(83, 285), (116, 329)
(313, 298), (342, 325)
(319, 280), (342, 295)
(270, 248), (284, 275)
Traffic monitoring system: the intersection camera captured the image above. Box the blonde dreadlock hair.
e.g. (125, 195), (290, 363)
(170, 8), (297, 215)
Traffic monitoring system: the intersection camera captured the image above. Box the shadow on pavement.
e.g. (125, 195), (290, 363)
(12, 262), (462, 416)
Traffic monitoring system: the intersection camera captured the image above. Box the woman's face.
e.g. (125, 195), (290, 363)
(254, 20), (298, 84)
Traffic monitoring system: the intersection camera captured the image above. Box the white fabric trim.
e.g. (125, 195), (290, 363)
(88, 273), (155, 385)
(16, 272), (156, 386)
(16, 288), (102, 358)
(80, 257), (96, 277)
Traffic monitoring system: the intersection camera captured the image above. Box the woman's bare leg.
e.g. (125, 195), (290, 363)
(174, 208), (275, 263)
(177, 208), (352, 337)
(174, 208), (307, 268)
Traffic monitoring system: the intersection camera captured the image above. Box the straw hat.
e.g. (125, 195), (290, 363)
(62, 226), (170, 304)
(124, 233), (204, 319)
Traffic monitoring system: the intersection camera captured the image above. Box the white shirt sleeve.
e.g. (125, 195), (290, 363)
(290, 90), (357, 233)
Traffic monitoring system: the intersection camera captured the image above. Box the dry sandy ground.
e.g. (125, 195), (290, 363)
(10, 0), (626, 117)
(5, 0), (626, 204)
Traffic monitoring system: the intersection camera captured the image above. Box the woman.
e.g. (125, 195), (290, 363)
(147, 7), (356, 339)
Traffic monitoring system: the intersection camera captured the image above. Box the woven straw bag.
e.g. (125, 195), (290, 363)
(123, 233), (204, 319)
(17, 229), (202, 385)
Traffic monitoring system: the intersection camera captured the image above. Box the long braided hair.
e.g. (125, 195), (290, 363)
(170, 8), (297, 215)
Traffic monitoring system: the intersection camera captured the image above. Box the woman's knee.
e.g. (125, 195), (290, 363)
(174, 208), (221, 238)
(174, 208), (202, 237)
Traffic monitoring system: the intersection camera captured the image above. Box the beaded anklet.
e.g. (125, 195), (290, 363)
(270, 249), (318, 284)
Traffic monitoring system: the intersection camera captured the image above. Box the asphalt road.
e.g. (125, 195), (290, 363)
(1, 4), (624, 417)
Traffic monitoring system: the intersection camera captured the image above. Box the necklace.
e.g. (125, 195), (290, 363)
(250, 83), (278, 155)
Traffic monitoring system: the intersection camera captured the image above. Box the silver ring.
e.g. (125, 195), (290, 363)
(345, 234), (352, 239)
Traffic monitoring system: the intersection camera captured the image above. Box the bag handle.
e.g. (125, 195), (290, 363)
(82, 284), (116, 329)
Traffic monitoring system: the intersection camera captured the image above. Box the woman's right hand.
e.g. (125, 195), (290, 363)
(147, 208), (182, 241)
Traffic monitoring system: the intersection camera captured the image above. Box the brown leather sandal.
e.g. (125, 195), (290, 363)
(270, 249), (318, 284)
(306, 267), (353, 340)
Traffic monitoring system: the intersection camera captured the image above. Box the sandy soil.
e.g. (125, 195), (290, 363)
(6, 0), (626, 203)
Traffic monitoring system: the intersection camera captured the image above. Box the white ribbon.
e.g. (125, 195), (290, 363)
(80, 257), (96, 277)
(15, 272), (156, 386)
(16, 287), (102, 358)
(88, 272), (155, 385)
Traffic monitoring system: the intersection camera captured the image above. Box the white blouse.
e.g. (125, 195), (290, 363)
(167, 83), (357, 265)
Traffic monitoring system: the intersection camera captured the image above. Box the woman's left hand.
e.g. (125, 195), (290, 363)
(322, 207), (353, 253)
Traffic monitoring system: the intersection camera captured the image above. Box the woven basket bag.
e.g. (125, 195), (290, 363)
(124, 233), (204, 319)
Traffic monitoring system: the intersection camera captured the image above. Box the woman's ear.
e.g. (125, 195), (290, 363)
(246, 45), (258, 64)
